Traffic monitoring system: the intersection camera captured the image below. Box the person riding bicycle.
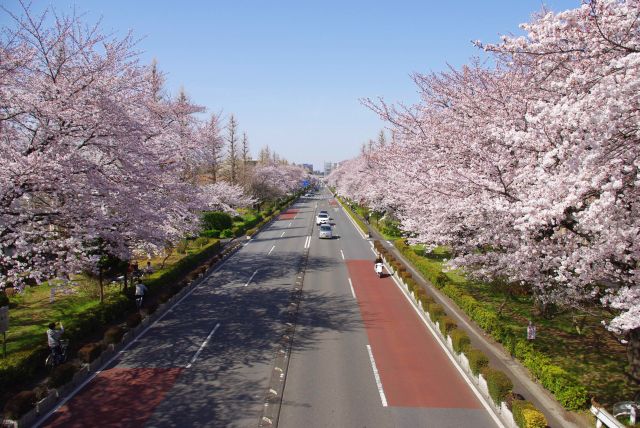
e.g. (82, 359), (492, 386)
(47, 321), (64, 362)
(135, 280), (148, 309)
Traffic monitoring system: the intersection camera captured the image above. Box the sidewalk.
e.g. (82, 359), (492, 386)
(361, 221), (585, 428)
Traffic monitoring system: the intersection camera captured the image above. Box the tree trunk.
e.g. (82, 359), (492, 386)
(627, 327), (640, 385)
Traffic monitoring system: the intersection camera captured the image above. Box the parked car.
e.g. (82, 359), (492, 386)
(318, 224), (333, 239)
(316, 212), (330, 225)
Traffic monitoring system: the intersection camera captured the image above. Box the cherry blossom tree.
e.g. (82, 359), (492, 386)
(332, 0), (640, 381)
(0, 3), (255, 293)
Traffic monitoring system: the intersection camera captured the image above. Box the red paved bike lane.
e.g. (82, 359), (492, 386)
(42, 367), (182, 428)
(346, 260), (481, 409)
(278, 208), (299, 220)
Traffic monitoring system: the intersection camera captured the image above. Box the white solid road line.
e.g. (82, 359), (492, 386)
(370, 247), (377, 256)
(348, 278), (356, 299)
(340, 249), (345, 260)
(244, 269), (260, 287)
(186, 323), (221, 368)
(304, 235), (311, 249)
(268, 245), (276, 255)
(280, 231), (286, 237)
(366, 344), (388, 407)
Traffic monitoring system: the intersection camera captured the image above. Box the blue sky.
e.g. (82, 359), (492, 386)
(1, 1), (579, 171)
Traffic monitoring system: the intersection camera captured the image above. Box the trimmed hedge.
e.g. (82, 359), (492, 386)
(467, 348), (489, 376)
(482, 367), (513, 406)
(428, 303), (445, 321)
(200, 229), (220, 238)
(439, 316), (457, 336)
(3, 390), (36, 420)
(77, 342), (103, 363)
(103, 326), (125, 344)
(512, 400), (547, 428)
(450, 328), (471, 354)
(48, 362), (77, 388)
(201, 211), (232, 231)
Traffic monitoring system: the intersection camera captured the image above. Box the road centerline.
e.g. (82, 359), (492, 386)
(186, 323), (221, 368)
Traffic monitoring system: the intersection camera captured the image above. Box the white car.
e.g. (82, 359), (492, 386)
(318, 224), (333, 239)
(316, 212), (330, 225)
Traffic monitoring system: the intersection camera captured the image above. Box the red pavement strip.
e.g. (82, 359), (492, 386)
(347, 260), (481, 409)
(278, 208), (299, 220)
(43, 367), (183, 428)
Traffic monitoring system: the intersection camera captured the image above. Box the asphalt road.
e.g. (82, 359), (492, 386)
(39, 201), (313, 427)
(37, 187), (500, 428)
(277, 190), (500, 428)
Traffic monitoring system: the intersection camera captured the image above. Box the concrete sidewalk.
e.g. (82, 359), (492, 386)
(360, 221), (585, 428)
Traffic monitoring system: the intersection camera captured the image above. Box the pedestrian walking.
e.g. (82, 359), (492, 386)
(135, 281), (148, 309)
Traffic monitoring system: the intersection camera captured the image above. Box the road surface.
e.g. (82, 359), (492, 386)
(37, 188), (499, 428)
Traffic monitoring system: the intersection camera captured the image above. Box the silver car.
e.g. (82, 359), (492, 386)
(318, 224), (332, 239)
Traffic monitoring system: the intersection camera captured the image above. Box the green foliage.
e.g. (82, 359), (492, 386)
(439, 316), (457, 336)
(434, 273), (449, 289)
(512, 400), (548, 428)
(48, 362), (77, 388)
(0, 290), (9, 307)
(466, 348), (489, 376)
(194, 237), (209, 248)
(450, 328), (471, 354)
(175, 240), (188, 254)
(77, 342), (103, 363)
(246, 228), (257, 236)
(103, 326), (125, 344)
(126, 312), (142, 328)
(232, 225), (245, 237)
(428, 303), (445, 321)
(220, 229), (233, 238)
(482, 367), (513, 406)
(200, 229), (220, 238)
(3, 390), (36, 420)
(202, 211), (233, 231)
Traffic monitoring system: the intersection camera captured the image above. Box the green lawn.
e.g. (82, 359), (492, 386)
(1, 239), (206, 363)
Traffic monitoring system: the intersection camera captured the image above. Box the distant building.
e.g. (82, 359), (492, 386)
(324, 162), (337, 176)
(302, 163), (313, 173)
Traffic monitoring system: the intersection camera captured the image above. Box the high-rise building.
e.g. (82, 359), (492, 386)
(324, 161), (337, 176)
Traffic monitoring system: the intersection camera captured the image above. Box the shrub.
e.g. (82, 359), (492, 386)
(0, 290), (9, 307)
(246, 228), (257, 236)
(200, 229), (220, 238)
(483, 367), (513, 406)
(467, 348), (489, 376)
(232, 225), (245, 237)
(48, 362), (77, 388)
(202, 211), (233, 231)
(439, 316), (457, 336)
(103, 326), (125, 344)
(126, 312), (142, 328)
(512, 400), (547, 428)
(450, 328), (471, 354)
(220, 229), (234, 238)
(434, 273), (449, 288)
(3, 390), (36, 420)
(78, 342), (104, 363)
(428, 303), (445, 320)
(233, 215), (243, 222)
(194, 237), (209, 248)
(175, 240), (188, 254)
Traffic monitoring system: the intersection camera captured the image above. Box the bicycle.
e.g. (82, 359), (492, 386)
(45, 339), (69, 368)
